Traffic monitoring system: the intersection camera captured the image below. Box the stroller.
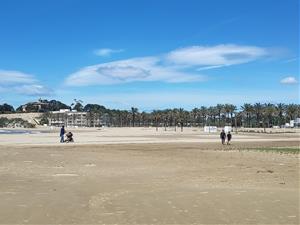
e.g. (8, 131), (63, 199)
(65, 132), (74, 143)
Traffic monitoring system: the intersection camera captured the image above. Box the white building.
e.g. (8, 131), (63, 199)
(49, 109), (101, 127)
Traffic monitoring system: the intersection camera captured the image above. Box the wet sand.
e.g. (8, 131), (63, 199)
(0, 128), (299, 224)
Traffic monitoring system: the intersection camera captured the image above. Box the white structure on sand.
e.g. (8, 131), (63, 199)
(204, 126), (217, 133)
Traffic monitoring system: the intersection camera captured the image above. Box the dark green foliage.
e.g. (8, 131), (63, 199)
(5, 100), (300, 128)
(83, 104), (107, 113)
(46, 100), (71, 111)
(0, 117), (9, 127)
(0, 103), (15, 113)
(39, 112), (50, 125)
(0, 117), (35, 128)
(39, 117), (49, 125)
(16, 99), (70, 112)
(72, 102), (84, 112)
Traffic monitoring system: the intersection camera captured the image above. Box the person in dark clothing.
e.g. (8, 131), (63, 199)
(227, 132), (232, 145)
(60, 125), (65, 143)
(220, 129), (226, 145)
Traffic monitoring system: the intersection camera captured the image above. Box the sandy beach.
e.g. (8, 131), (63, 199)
(0, 127), (299, 224)
(0, 127), (299, 146)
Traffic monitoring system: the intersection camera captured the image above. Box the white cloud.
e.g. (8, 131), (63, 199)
(14, 84), (53, 96)
(0, 69), (52, 96)
(0, 70), (36, 84)
(65, 57), (205, 86)
(280, 76), (298, 85)
(66, 44), (269, 86)
(94, 48), (124, 57)
(166, 44), (267, 68)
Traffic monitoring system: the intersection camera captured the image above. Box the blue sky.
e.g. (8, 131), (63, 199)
(0, 0), (299, 110)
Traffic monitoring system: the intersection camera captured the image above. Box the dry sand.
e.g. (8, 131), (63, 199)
(0, 127), (299, 224)
(0, 127), (299, 146)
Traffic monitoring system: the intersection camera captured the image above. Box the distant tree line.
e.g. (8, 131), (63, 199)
(0, 100), (299, 128)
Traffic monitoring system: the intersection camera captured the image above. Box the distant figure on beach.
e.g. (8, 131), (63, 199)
(60, 125), (65, 143)
(227, 131), (232, 145)
(220, 129), (226, 145)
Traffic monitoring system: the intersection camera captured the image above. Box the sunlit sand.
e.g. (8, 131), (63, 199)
(0, 128), (299, 224)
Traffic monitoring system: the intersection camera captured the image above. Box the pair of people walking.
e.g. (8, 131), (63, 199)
(220, 130), (232, 145)
(60, 126), (74, 143)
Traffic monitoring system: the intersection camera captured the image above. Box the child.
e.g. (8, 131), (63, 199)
(227, 132), (232, 145)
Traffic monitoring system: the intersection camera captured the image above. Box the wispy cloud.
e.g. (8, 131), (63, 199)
(66, 44), (270, 86)
(0, 69), (52, 96)
(94, 48), (124, 57)
(0, 70), (36, 84)
(65, 57), (205, 86)
(282, 57), (298, 63)
(280, 76), (298, 85)
(14, 84), (53, 96)
(166, 44), (267, 68)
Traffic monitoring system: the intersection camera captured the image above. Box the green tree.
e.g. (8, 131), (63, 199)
(0, 103), (15, 113)
(71, 99), (84, 112)
(286, 104), (298, 121)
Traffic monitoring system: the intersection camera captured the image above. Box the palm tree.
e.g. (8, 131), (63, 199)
(212, 106), (219, 126)
(296, 105), (300, 118)
(264, 103), (276, 128)
(253, 103), (263, 127)
(228, 104), (237, 125)
(207, 106), (215, 126)
(165, 109), (172, 127)
(191, 108), (199, 127)
(152, 110), (161, 131)
(199, 106), (207, 127)
(131, 107), (138, 127)
(276, 103), (286, 126)
(286, 104), (298, 121)
(178, 108), (185, 132)
(216, 104), (224, 127)
(172, 108), (179, 131)
(141, 112), (147, 127)
(241, 103), (253, 127)
(224, 104), (232, 125)
(162, 110), (169, 131)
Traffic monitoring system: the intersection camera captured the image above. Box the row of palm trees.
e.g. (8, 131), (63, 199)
(2, 100), (298, 129)
(88, 103), (300, 129)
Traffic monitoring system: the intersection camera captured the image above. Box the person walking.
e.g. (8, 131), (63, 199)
(227, 131), (232, 145)
(60, 125), (65, 143)
(220, 129), (226, 145)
